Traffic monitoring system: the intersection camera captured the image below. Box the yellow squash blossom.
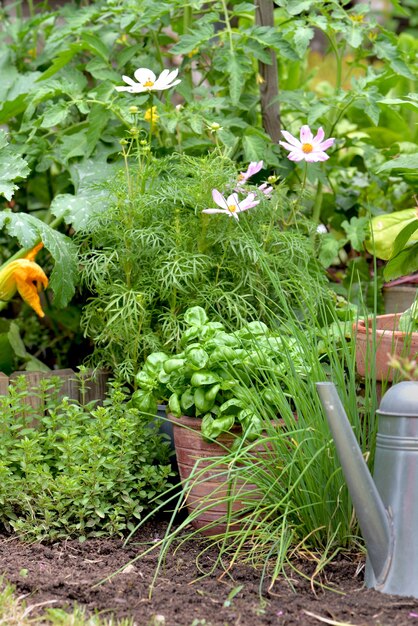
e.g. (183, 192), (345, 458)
(0, 243), (48, 317)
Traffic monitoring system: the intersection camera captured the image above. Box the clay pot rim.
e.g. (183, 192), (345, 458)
(354, 313), (418, 339)
(168, 413), (285, 433)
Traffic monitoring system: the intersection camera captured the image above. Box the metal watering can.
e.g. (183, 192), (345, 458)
(316, 381), (418, 598)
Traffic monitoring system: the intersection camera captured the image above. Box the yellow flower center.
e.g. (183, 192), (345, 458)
(302, 143), (313, 154)
(143, 79), (154, 88)
(237, 173), (245, 181)
(228, 204), (237, 213)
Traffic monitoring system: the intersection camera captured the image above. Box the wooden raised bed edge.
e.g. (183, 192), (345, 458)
(0, 368), (109, 410)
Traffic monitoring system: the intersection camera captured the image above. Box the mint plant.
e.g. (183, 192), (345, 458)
(0, 377), (172, 540)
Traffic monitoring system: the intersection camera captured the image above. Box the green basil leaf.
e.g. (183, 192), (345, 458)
(190, 371), (219, 386)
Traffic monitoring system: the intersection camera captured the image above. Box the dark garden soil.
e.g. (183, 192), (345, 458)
(0, 518), (417, 626)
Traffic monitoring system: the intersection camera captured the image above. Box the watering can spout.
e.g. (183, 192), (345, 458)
(316, 382), (393, 583)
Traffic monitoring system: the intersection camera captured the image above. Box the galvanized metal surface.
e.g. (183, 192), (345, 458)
(317, 380), (418, 599)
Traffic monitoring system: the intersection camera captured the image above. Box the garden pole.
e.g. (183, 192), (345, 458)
(255, 0), (281, 142)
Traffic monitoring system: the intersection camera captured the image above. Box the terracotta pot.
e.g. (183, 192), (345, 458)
(383, 285), (417, 314)
(170, 414), (276, 536)
(354, 314), (418, 382)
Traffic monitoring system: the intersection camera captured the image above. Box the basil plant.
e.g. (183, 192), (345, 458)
(131, 306), (308, 441)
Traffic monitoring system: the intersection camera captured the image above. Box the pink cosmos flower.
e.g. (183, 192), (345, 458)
(202, 189), (259, 221)
(279, 125), (335, 162)
(258, 182), (273, 195)
(237, 161), (263, 183)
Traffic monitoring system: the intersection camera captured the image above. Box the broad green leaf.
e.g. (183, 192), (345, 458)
(378, 154), (418, 173)
(201, 414), (235, 439)
(275, 0), (315, 14)
(0, 130), (30, 201)
(0, 94), (29, 125)
(0, 210), (38, 247)
(190, 371), (219, 386)
(0, 152), (30, 201)
(391, 220), (418, 258)
(341, 216), (369, 252)
(168, 393), (181, 416)
(249, 26), (298, 60)
(180, 388), (195, 412)
(144, 352), (168, 375)
(242, 132), (268, 162)
(35, 224), (78, 308)
(81, 32), (109, 62)
(170, 23), (214, 55)
(0, 210), (78, 307)
(319, 234), (343, 268)
(37, 43), (84, 81)
(40, 101), (70, 128)
(365, 208), (418, 260)
(85, 105), (111, 157)
(307, 102), (331, 126)
(184, 306), (207, 327)
(59, 131), (89, 162)
(186, 347), (209, 369)
(347, 24), (363, 49)
(293, 25), (314, 55)
(226, 54), (244, 106)
(131, 389), (156, 413)
(384, 243), (418, 281)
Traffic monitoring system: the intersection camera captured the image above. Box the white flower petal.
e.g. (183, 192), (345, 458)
(280, 130), (301, 147)
(134, 68), (157, 84)
(122, 75), (137, 86)
(157, 69), (170, 82)
(154, 79), (181, 90)
(164, 68), (179, 83)
(202, 208), (228, 214)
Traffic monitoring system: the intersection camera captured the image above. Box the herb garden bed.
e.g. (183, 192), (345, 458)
(0, 519), (417, 626)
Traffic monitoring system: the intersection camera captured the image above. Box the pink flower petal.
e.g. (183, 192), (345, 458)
(287, 150), (304, 161)
(300, 125), (313, 143)
(313, 127), (325, 143)
(279, 140), (300, 152)
(212, 189), (228, 209)
(318, 138), (335, 151)
(281, 130), (301, 147)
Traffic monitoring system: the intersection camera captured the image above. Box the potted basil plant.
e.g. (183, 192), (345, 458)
(131, 306), (302, 441)
(131, 306), (302, 534)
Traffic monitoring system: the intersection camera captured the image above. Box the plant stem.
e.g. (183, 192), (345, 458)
(312, 180), (323, 225)
(220, 0), (234, 53)
(183, 5), (193, 34)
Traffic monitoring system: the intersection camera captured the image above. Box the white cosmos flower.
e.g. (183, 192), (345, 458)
(279, 125), (335, 162)
(202, 189), (259, 221)
(115, 68), (181, 93)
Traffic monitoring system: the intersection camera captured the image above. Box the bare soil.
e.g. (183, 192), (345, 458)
(0, 519), (417, 626)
